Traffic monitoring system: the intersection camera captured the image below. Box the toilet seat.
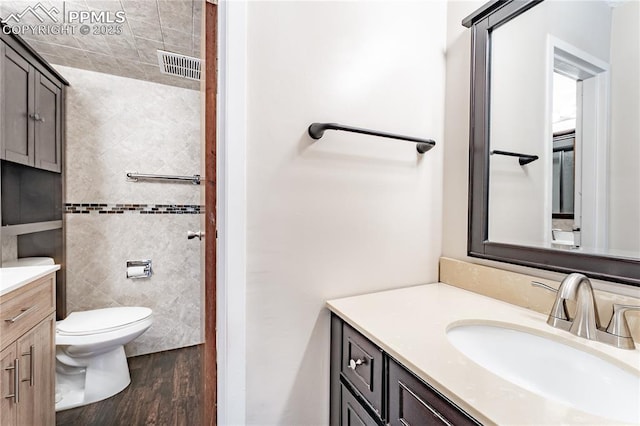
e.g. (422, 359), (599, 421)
(57, 307), (153, 336)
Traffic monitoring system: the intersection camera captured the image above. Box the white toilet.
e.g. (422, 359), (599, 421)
(3, 257), (153, 411)
(55, 306), (153, 411)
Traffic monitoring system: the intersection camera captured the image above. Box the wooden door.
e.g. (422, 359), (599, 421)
(34, 73), (62, 173)
(1, 43), (35, 166)
(203, 1), (218, 425)
(0, 343), (18, 425)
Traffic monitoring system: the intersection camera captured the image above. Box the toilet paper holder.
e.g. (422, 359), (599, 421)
(126, 260), (152, 279)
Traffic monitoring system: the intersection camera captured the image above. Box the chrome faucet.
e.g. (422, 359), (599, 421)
(532, 274), (639, 349)
(558, 273), (601, 339)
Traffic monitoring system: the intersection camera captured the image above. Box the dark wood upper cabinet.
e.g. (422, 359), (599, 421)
(1, 38), (64, 173)
(1, 43), (35, 167)
(34, 73), (62, 172)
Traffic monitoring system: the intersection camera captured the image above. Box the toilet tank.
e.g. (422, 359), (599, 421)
(3, 257), (55, 267)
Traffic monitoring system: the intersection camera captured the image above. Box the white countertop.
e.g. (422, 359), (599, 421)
(0, 265), (60, 296)
(327, 283), (640, 425)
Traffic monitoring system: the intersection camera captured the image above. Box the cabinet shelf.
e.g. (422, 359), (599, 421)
(2, 220), (62, 236)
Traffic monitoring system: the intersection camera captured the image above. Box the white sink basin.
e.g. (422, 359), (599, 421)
(447, 323), (640, 424)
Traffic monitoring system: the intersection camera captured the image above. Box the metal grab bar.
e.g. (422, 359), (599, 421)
(126, 172), (201, 185)
(490, 150), (539, 166)
(308, 122), (436, 154)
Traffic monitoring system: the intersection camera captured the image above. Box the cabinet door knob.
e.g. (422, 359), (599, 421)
(348, 358), (365, 370)
(29, 113), (45, 122)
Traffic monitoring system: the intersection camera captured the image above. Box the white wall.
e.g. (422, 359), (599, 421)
(609, 0), (640, 257)
(242, 1), (446, 423)
(442, 0), (483, 261)
(488, 1), (611, 247)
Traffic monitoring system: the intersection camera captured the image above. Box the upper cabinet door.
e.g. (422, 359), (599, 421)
(1, 43), (35, 167)
(34, 74), (62, 173)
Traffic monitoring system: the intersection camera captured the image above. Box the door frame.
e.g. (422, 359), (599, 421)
(204, 1), (218, 425)
(545, 36), (610, 250)
(207, 1), (248, 424)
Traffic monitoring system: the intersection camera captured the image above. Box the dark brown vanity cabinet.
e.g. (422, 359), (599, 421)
(331, 314), (480, 426)
(340, 383), (379, 426)
(1, 36), (64, 173)
(387, 360), (480, 426)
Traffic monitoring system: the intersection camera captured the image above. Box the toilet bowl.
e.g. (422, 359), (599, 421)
(55, 306), (153, 411)
(5, 257), (153, 411)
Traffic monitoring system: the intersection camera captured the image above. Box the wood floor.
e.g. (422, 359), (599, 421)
(56, 345), (202, 426)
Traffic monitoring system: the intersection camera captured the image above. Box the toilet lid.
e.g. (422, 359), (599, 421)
(57, 307), (152, 336)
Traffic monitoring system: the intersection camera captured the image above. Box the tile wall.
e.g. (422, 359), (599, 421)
(439, 257), (640, 343)
(1, 235), (17, 263)
(59, 65), (202, 356)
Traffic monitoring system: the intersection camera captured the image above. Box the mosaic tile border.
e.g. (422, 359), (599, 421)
(65, 203), (203, 215)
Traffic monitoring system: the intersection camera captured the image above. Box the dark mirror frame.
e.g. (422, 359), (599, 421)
(463, 0), (640, 287)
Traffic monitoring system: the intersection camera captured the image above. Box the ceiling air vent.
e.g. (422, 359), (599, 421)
(157, 50), (201, 81)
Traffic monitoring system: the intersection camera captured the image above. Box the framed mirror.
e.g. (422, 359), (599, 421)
(463, 0), (640, 286)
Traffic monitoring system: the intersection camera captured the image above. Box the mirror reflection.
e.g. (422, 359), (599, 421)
(487, 0), (639, 260)
(551, 72), (576, 247)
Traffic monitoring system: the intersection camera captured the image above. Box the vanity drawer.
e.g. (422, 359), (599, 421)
(341, 323), (384, 418)
(0, 274), (55, 351)
(341, 383), (379, 426)
(388, 358), (480, 426)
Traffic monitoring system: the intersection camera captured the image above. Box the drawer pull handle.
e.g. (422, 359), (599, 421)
(4, 306), (36, 323)
(348, 358), (365, 370)
(22, 345), (35, 386)
(4, 358), (19, 403)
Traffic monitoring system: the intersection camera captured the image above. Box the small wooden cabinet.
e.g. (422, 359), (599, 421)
(0, 31), (67, 319)
(0, 35), (64, 173)
(0, 273), (56, 426)
(331, 314), (480, 426)
(33, 72), (63, 172)
(0, 42), (34, 167)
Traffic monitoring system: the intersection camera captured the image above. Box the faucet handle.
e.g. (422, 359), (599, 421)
(599, 304), (640, 350)
(531, 280), (568, 320)
(531, 280), (571, 330)
(606, 304), (640, 338)
(531, 281), (557, 293)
